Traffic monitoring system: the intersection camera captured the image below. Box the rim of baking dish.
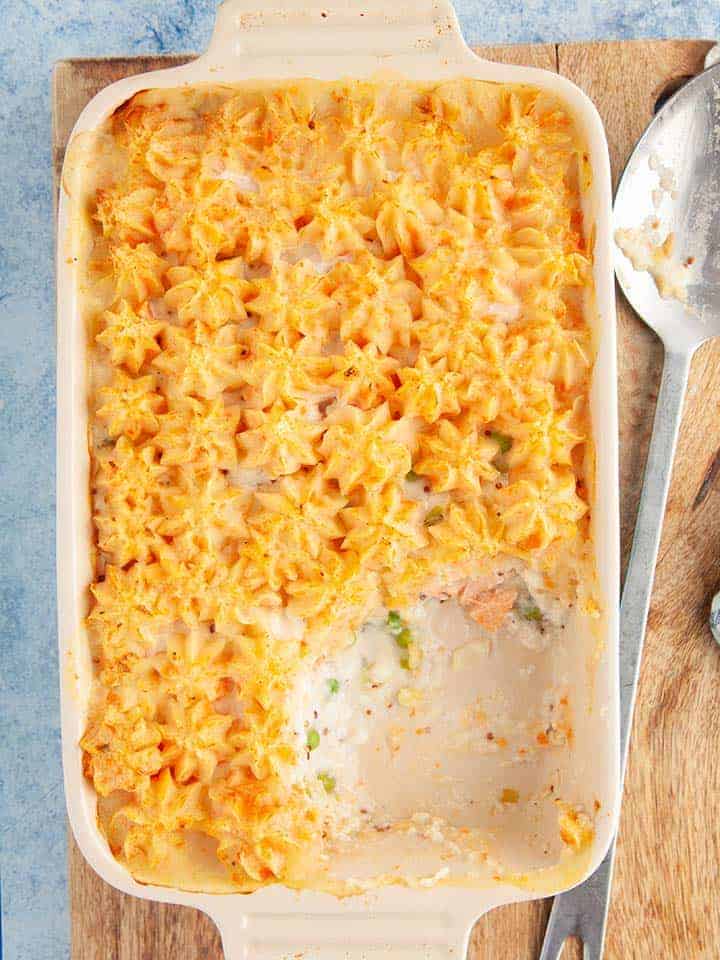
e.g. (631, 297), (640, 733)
(56, 0), (619, 952)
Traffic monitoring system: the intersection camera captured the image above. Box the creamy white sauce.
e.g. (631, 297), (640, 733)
(615, 221), (690, 302)
(648, 153), (677, 197)
(281, 242), (353, 275)
(286, 618), (409, 809)
(285, 567), (571, 837)
(225, 467), (269, 488)
(216, 169), (260, 193)
(616, 154), (691, 303)
(254, 607), (306, 643)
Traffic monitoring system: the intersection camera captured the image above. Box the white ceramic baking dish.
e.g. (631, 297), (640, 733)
(56, 1), (620, 956)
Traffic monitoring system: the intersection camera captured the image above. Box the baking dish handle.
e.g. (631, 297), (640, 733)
(201, 0), (472, 66)
(214, 911), (472, 960)
(222, 940), (467, 960)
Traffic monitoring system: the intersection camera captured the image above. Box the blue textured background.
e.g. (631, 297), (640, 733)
(1, 2), (718, 959)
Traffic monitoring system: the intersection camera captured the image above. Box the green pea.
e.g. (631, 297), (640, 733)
(327, 678), (340, 695)
(522, 605), (542, 622)
(490, 431), (513, 454)
(387, 610), (404, 634)
(307, 728), (320, 751)
(424, 505), (444, 527)
(317, 772), (336, 793)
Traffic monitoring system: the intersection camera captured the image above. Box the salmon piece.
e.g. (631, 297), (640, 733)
(458, 583), (517, 631)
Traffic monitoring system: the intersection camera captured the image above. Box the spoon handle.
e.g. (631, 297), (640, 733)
(617, 346), (691, 775)
(538, 346), (693, 960)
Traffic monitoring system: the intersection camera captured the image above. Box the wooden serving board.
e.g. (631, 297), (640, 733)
(54, 38), (720, 960)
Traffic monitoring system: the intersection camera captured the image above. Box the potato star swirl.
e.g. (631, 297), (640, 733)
(95, 371), (164, 440)
(153, 396), (241, 471)
(239, 401), (325, 478)
(319, 403), (413, 495)
(415, 416), (500, 493)
(110, 242), (167, 307)
(96, 299), (165, 374)
(340, 483), (426, 570)
(152, 324), (246, 400)
(164, 258), (253, 329)
(327, 342), (399, 410)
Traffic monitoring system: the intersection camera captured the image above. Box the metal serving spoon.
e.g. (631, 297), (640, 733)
(538, 55), (720, 960)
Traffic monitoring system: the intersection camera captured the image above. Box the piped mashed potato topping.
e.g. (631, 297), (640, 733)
(78, 78), (598, 893)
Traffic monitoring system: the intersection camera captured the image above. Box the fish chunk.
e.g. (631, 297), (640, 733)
(458, 583), (518, 631)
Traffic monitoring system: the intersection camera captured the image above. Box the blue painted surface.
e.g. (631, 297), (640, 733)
(0, 2), (718, 959)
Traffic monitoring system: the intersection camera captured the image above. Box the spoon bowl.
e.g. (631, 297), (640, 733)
(614, 60), (720, 351)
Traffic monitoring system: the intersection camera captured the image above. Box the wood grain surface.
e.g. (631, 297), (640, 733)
(53, 38), (720, 960)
